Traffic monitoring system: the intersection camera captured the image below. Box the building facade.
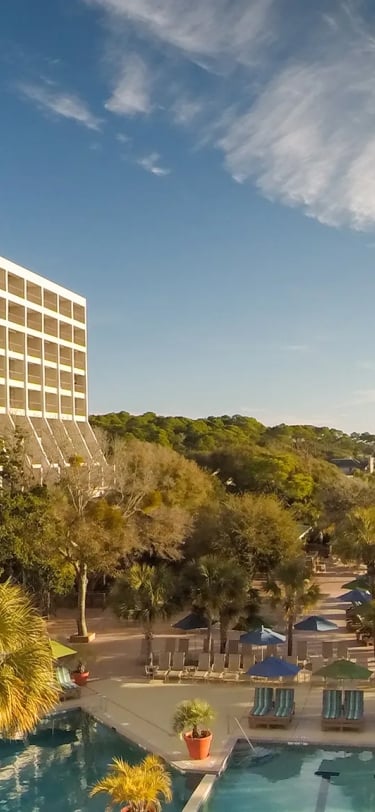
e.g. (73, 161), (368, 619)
(0, 255), (100, 473)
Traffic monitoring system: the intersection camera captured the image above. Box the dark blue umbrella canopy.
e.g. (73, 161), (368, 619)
(247, 656), (300, 678)
(294, 615), (338, 632)
(172, 613), (211, 631)
(240, 626), (286, 646)
(337, 589), (371, 604)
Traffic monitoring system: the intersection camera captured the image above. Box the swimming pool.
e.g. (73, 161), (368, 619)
(0, 709), (199, 811)
(202, 742), (375, 812)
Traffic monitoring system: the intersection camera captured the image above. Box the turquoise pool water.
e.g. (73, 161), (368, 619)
(203, 743), (375, 812)
(0, 709), (198, 811)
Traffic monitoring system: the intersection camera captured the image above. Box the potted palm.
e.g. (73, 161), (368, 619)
(90, 754), (172, 811)
(71, 660), (90, 686)
(172, 698), (215, 760)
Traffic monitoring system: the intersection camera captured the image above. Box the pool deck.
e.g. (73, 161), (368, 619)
(50, 562), (375, 776)
(79, 675), (375, 775)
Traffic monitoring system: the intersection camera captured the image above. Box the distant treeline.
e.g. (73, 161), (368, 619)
(89, 410), (375, 459)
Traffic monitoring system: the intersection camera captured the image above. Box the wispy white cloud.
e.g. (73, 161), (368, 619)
(18, 82), (100, 130)
(172, 97), (203, 126)
(116, 132), (131, 144)
(105, 54), (151, 116)
(137, 152), (170, 176)
(218, 44), (375, 229)
(81, 0), (375, 230)
(83, 0), (275, 66)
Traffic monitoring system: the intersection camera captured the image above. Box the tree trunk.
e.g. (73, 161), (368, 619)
(77, 564), (88, 637)
(287, 615), (294, 656)
(219, 618), (228, 654)
(144, 619), (153, 663)
(206, 619), (212, 656)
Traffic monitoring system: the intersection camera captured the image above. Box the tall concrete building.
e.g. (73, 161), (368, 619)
(0, 255), (100, 474)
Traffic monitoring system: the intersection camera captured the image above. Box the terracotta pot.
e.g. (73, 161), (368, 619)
(183, 732), (212, 760)
(71, 671), (89, 686)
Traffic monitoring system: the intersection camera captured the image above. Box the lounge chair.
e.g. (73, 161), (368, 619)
(251, 688), (295, 729)
(223, 653), (241, 681)
(177, 638), (189, 654)
(166, 651), (185, 680)
(241, 654), (255, 679)
(227, 639), (239, 655)
(342, 690), (365, 730)
(336, 640), (348, 659)
(248, 686), (273, 728)
(139, 638), (149, 664)
(186, 652), (211, 680)
(153, 652), (171, 680)
(270, 688), (295, 727)
(240, 644), (253, 662)
(55, 666), (81, 701)
(165, 638), (176, 654)
(322, 641), (334, 662)
(321, 689), (342, 730)
(285, 655), (298, 666)
(209, 654), (226, 680)
(297, 640), (308, 664)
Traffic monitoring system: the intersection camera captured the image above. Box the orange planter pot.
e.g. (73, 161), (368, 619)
(183, 732), (212, 760)
(71, 671), (89, 686)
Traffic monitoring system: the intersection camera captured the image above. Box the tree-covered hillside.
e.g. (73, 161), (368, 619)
(89, 413), (375, 523)
(90, 410), (375, 459)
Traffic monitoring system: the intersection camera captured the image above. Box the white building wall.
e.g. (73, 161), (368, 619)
(0, 255), (99, 470)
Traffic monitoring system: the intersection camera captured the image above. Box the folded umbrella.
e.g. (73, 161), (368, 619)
(240, 626), (286, 646)
(294, 615), (338, 632)
(247, 655), (300, 678)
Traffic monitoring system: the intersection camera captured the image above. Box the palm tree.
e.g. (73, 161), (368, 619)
(110, 563), (178, 661)
(90, 754), (172, 812)
(334, 507), (375, 597)
(0, 581), (58, 736)
(356, 600), (375, 656)
(266, 556), (321, 655)
(186, 556), (251, 653)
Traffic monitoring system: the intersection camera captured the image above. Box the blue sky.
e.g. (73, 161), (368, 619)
(2, 0), (375, 432)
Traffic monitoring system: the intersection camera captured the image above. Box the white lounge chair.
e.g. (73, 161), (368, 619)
(223, 653), (241, 680)
(188, 652), (211, 680)
(166, 652), (185, 681)
(209, 653), (226, 679)
(153, 652), (171, 680)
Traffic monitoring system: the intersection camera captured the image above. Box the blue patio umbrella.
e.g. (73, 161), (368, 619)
(247, 656), (301, 678)
(294, 615), (338, 632)
(172, 612), (212, 631)
(337, 589), (371, 604)
(240, 626), (286, 646)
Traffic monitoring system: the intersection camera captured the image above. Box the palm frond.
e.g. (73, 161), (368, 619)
(90, 755), (172, 810)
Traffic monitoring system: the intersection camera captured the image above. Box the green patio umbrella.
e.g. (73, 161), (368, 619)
(49, 639), (77, 660)
(342, 577), (369, 590)
(314, 659), (372, 680)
